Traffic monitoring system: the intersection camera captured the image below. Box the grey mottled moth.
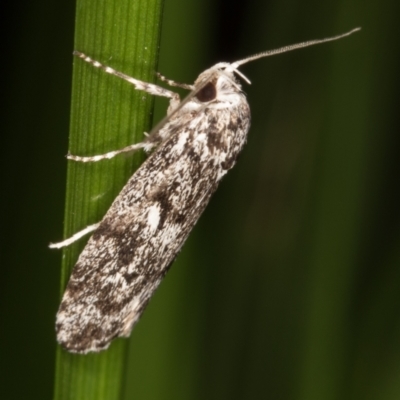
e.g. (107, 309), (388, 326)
(51, 28), (360, 353)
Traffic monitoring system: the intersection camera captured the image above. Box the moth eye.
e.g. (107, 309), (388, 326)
(196, 82), (217, 102)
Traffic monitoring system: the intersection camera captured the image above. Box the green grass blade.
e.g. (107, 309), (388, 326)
(53, 0), (164, 399)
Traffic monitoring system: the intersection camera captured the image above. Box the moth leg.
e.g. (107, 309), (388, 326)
(66, 137), (160, 163)
(156, 72), (194, 90)
(49, 223), (100, 249)
(74, 51), (182, 110)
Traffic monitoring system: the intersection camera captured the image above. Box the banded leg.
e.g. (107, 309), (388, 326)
(70, 51), (175, 162)
(156, 72), (194, 90)
(66, 140), (158, 163)
(74, 51), (182, 110)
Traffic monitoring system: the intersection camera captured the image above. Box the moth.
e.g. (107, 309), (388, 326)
(51, 28), (360, 353)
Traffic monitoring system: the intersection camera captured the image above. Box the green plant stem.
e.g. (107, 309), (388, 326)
(53, 0), (164, 399)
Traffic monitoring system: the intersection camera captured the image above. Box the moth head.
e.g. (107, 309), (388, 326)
(192, 64), (248, 106)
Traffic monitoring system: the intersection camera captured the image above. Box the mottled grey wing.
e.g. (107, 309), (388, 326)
(56, 103), (250, 353)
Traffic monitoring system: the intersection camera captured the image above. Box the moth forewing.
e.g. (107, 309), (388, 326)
(55, 28), (360, 353)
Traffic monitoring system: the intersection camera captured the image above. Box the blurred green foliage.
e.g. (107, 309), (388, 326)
(1, 0), (399, 399)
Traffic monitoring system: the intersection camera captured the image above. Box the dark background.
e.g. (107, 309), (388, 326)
(1, 0), (400, 399)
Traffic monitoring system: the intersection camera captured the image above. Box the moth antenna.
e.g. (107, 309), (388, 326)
(230, 27), (361, 69)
